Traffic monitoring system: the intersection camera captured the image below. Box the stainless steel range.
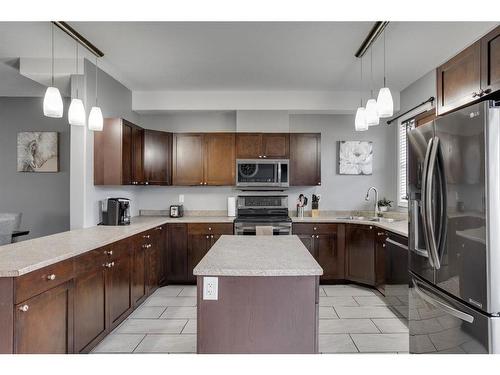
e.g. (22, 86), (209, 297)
(234, 195), (292, 235)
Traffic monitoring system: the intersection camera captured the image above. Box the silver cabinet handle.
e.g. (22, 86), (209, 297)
(104, 262), (114, 268)
(208, 227), (212, 231)
(313, 227), (317, 231)
(263, 155), (267, 158)
(211, 235), (214, 238)
(413, 280), (473, 323)
(47, 274), (56, 281)
(143, 235), (150, 239)
(369, 226), (373, 229)
(206, 235), (209, 239)
(104, 250), (113, 256)
(377, 232), (386, 236)
(317, 182), (321, 185)
(316, 235), (319, 238)
(199, 182), (203, 185)
(155, 227), (162, 230)
(142, 244), (152, 249)
(19, 305), (29, 312)
(382, 243), (386, 247)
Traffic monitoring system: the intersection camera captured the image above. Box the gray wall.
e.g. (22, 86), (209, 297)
(0, 97), (70, 239)
(400, 69), (436, 113)
(136, 112), (398, 213)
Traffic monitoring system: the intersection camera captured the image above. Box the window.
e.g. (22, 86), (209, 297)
(397, 118), (413, 207)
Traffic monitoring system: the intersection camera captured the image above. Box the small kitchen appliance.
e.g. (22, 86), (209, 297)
(101, 198), (131, 226)
(169, 204), (184, 218)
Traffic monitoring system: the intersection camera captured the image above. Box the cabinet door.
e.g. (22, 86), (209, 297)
(437, 41), (481, 115)
(107, 253), (132, 329)
(132, 127), (144, 184)
(187, 233), (211, 282)
(74, 267), (107, 353)
(261, 133), (289, 158)
(317, 233), (345, 281)
(172, 133), (204, 185)
(14, 281), (74, 354)
(481, 25), (500, 94)
(168, 223), (188, 282)
(131, 240), (146, 306)
(290, 133), (321, 186)
(121, 122), (133, 185)
(204, 133), (236, 186)
(143, 130), (172, 185)
(346, 225), (375, 285)
(146, 232), (161, 293)
(155, 226), (168, 286)
(236, 133), (262, 158)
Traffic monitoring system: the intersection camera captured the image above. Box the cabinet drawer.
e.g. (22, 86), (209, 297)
(187, 223), (234, 235)
(75, 248), (107, 276)
(292, 223), (337, 235)
(15, 260), (75, 304)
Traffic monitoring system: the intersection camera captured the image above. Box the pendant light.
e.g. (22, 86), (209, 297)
(43, 23), (63, 118)
(355, 56), (368, 131)
(365, 47), (379, 126)
(68, 42), (86, 126)
(377, 30), (394, 118)
(88, 57), (103, 131)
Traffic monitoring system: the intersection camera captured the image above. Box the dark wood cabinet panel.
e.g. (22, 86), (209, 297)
(74, 267), (106, 353)
(345, 224), (375, 285)
(131, 127), (144, 184)
(155, 225), (168, 286)
(143, 130), (172, 185)
(261, 133), (289, 158)
(188, 234), (211, 282)
(121, 123), (132, 185)
(172, 133), (205, 186)
(146, 231), (161, 293)
(204, 133), (236, 185)
(168, 223), (188, 282)
(481, 25), (500, 95)
(131, 239), (147, 306)
(297, 234), (317, 260)
(107, 251), (132, 329)
(437, 41), (481, 115)
(14, 281), (74, 354)
(290, 133), (321, 186)
(236, 133), (262, 158)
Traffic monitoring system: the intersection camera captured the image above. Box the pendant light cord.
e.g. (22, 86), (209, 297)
(75, 42), (79, 99)
(370, 47), (373, 98)
(383, 30), (386, 87)
(359, 57), (363, 107)
(95, 57), (98, 106)
(51, 23), (54, 87)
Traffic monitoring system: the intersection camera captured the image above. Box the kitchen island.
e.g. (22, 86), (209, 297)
(193, 235), (323, 354)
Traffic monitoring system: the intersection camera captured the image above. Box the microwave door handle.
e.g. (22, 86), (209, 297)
(421, 137), (435, 268)
(413, 280), (474, 323)
(277, 162), (281, 184)
(425, 137), (441, 270)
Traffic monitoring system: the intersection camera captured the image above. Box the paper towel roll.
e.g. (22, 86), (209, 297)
(227, 197), (236, 217)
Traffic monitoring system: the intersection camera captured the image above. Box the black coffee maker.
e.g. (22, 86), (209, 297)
(101, 198), (131, 225)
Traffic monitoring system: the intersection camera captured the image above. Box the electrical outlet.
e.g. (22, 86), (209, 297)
(179, 194), (184, 203)
(203, 277), (218, 300)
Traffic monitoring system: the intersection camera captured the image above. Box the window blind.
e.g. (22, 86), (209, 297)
(398, 119), (412, 207)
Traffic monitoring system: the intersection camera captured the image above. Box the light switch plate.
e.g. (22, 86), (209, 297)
(179, 194), (184, 203)
(203, 277), (218, 300)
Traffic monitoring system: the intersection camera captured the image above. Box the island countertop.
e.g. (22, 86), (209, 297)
(193, 235), (323, 277)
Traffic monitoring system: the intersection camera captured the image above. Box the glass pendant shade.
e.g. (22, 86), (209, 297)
(377, 87), (394, 118)
(68, 98), (86, 126)
(88, 106), (103, 131)
(355, 107), (368, 131)
(365, 98), (379, 126)
(43, 87), (63, 118)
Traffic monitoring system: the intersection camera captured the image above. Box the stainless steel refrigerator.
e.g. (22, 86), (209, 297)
(407, 100), (500, 353)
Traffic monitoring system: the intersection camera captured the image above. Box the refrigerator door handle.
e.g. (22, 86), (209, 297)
(425, 136), (441, 269)
(421, 138), (435, 268)
(413, 280), (474, 323)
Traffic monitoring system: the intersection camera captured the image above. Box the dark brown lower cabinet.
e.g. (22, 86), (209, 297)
(107, 244), (132, 330)
(168, 223), (189, 283)
(297, 234), (317, 259)
(146, 230), (161, 294)
(345, 224), (376, 285)
(74, 266), (107, 353)
(14, 280), (74, 354)
(156, 225), (169, 286)
(131, 237), (147, 306)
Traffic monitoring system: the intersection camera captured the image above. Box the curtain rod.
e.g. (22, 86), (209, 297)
(386, 97), (435, 125)
(52, 21), (104, 58)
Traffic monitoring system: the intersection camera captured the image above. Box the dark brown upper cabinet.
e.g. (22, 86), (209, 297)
(143, 130), (172, 185)
(173, 133), (236, 186)
(290, 133), (321, 186)
(437, 41), (481, 116)
(131, 127), (144, 185)
(437, 26), (500, 116)
(481, 25), (500, 95)
(236, 133), (289, 159)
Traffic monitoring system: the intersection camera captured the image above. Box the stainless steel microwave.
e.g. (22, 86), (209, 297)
(236, 159), (289, 188)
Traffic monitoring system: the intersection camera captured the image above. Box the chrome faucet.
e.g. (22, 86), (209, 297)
(365, 186), (379, 218)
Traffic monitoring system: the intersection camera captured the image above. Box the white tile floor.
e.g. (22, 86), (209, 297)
(92, 284), (409, 354)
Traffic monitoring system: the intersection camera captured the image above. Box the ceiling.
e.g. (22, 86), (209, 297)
(0, 21), (498, 93)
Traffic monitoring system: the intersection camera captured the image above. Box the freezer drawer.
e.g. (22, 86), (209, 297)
(410, 273), (500, 354)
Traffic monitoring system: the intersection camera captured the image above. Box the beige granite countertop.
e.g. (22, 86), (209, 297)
(291, 216), (408, 237)
(193, 235), (323, 277)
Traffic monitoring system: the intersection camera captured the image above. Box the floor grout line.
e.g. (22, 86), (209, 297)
(131, 334), (148, 353)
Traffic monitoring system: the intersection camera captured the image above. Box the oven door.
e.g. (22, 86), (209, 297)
(234, 222), (291, 235)
(236, 160), (279, 187)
